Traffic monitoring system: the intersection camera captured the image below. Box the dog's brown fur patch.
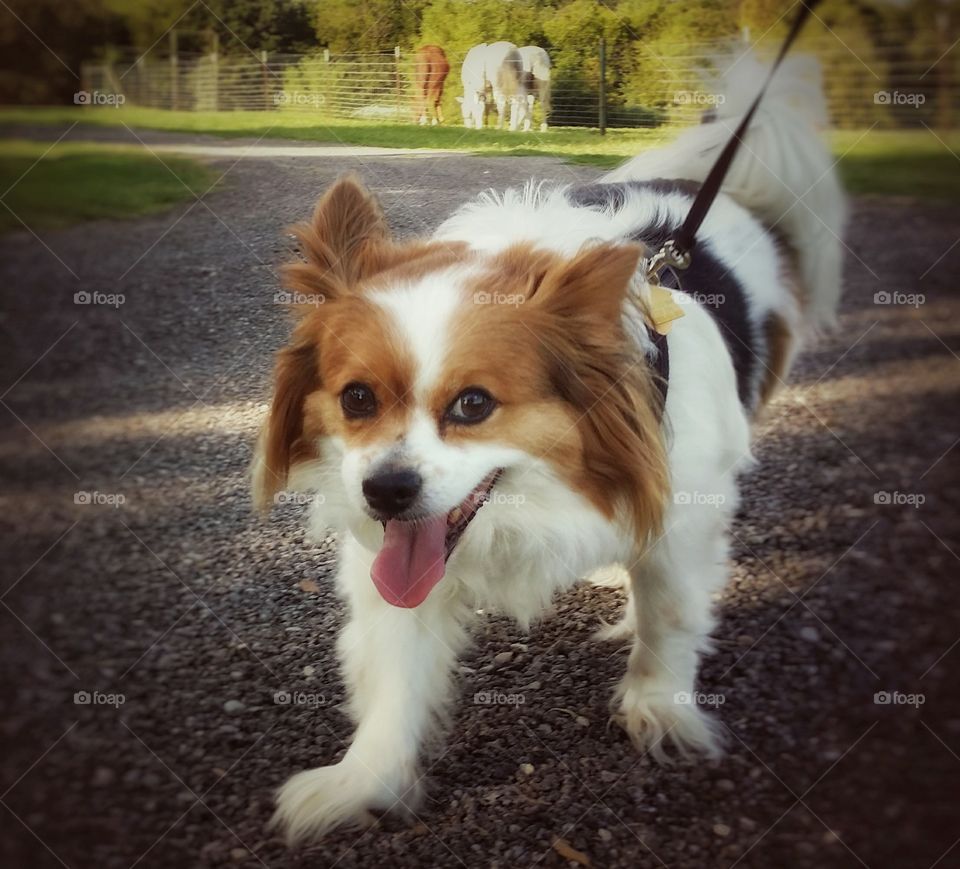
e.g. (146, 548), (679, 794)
(447, 242), (670, 538)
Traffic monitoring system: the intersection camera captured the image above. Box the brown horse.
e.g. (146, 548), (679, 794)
(413, 44), (450, 125)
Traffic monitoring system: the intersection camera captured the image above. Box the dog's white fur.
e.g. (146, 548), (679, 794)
(259, 53), (847, 844)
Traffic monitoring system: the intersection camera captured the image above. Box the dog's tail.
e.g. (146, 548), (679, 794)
(605, 52), (848, 330)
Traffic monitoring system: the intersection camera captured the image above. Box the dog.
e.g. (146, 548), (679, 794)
(251, 54), (847, 844)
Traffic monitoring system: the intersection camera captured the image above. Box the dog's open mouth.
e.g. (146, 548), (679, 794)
(370, 470), (501, 609)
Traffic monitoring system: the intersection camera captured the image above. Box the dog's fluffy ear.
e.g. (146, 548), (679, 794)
(282, 173), (391, 311)
(532, 242), (643, 323)
(252, 177), (376, 510)
(254, 175), (389, 510)
(251, 331), (320, 512)
(526, 242), (668, 539)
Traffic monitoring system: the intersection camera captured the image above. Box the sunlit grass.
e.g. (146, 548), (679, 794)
(0, 105), (674, 160)
(831, 128), (960, 201)
(0, 139), (219, 231)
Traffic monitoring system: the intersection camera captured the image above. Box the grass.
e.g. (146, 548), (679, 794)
(0, 139), (220, 231)
(0, 105), (672, 163)
(831, 129), (960, 202)
(0, 107), (956, 231)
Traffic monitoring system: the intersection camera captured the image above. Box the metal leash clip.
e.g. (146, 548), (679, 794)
(644, 239), (692, 287)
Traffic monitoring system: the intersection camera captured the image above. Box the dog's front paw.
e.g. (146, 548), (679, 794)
(271, 760), (422, 845)
(612, 681), (724, 763)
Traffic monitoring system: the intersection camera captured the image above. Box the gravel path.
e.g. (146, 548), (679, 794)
(1, 127), (958, 869)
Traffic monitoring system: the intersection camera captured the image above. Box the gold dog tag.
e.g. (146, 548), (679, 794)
(647, 284), (685, 335)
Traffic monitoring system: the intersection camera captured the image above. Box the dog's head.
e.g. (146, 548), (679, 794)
(253, 176), (667, 608)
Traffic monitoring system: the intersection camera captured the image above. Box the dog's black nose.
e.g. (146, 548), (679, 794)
(362, 468), (422, 517)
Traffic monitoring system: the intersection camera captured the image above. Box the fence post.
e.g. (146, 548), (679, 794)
(169, 30), (178, 111)
(261, 49), (269, 110)
(394, 45), (402, 121)
(211, 31), (219, 111)
(936, 8), (953, 130)
(598, 37), (607, 135)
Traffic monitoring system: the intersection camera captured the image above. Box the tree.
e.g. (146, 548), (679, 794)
(418, 0), (546, 56)
(314, 0), (429, 53)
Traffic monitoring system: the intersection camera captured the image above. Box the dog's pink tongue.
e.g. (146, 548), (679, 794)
(371, 517), (448, 608)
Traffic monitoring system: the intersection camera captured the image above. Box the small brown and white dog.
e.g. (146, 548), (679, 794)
(251, 55), (847, 844)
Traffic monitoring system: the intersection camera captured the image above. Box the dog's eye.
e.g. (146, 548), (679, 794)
(340, 382), (377, 419)
(446, 388), (496, 425)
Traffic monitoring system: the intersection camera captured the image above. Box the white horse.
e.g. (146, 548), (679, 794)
(458, 41), (526, 130)
(518, 45), (551, 132)
(458, 43), (488, 129)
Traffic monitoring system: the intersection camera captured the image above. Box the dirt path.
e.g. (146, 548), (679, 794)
(1, 129), (958, 869)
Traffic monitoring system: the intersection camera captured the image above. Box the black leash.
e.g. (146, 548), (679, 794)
(647, 0), (822, 280)
(644, 0), (821, 414)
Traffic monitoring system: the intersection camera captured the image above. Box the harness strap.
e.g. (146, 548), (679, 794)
(649, 329), (670, 412)
(645, 264), (681, 416)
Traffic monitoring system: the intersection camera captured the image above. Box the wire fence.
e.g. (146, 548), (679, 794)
(79, 37), (956, 131)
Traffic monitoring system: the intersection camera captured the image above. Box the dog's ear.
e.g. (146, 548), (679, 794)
(282, 173), (392, 311)
(525, 242), (668, 540)
(282, 174), (469, 307)
(531, 242), (643, 323)
(254, 175), (390, 510)
(251, 326), (321, 512)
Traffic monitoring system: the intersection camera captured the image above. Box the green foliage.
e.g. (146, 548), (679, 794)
(418, 0), (546, 55)
(313, 0), (430, 53)
(94, 0), (317, 53)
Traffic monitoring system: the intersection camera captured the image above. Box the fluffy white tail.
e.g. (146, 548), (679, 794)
(606, 53), (848, 329)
